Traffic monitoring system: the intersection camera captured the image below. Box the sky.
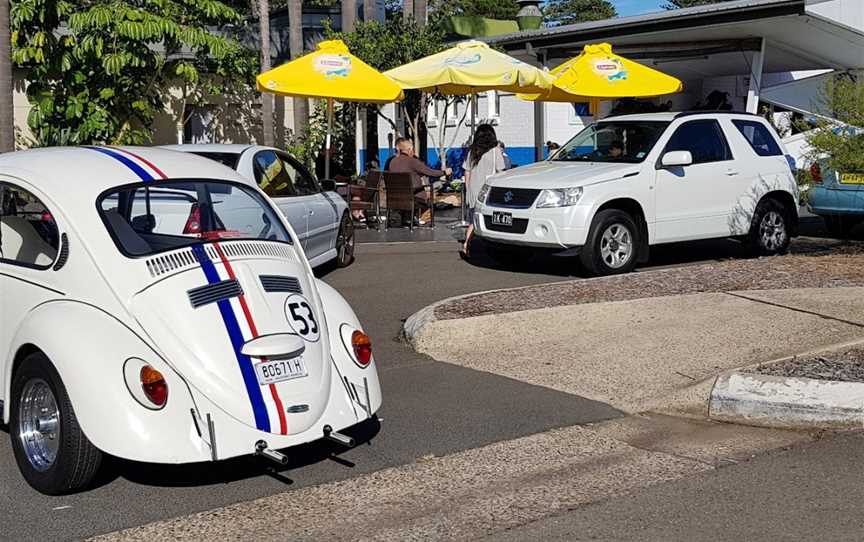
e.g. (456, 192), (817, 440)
(612, 0), (668, 17)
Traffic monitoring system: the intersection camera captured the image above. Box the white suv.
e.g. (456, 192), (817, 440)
(475, 112), (798, 275)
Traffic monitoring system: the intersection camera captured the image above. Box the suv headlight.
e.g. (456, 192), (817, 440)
(535, 187), (583, 208)
(476, 184), (491, 204)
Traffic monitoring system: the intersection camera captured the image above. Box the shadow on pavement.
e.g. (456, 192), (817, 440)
(91, 416), (381, 490)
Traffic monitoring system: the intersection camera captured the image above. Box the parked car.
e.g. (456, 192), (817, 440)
(807, 162), (864, 237)
(0, 147), (381, 494)
(163, 144), (354, 268)
(474, 112), (799, 275)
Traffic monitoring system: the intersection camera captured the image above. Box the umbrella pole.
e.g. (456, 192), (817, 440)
(325, 97), (334, 180)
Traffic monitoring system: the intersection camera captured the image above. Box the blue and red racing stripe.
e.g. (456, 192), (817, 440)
(192, 244), (271, 433)
(85, 146), (167, 182)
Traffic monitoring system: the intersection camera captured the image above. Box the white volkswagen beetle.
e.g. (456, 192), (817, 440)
(0, 146), (381, 494)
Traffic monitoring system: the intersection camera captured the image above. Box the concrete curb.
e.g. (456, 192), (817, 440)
(402, 263), (692, 348)
(709, 370), (864, 430)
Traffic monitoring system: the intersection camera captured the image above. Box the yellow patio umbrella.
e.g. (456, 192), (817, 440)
(519, 43), (683, 114)
(384, 40), (554, 96)
(385, 40), (554, 226)
(256, 39), (404, 178)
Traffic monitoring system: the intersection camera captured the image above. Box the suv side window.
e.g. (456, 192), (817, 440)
(253, 150), (298, 197)
(279, 153), (320, 196)
(0, 183), (59, 269)
(664, 119), (733, 164)
(731, 119), (783, 157)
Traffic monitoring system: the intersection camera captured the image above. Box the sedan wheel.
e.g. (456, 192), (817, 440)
(336, 213), (355, 268)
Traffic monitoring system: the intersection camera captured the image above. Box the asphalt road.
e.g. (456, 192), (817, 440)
(0, 240), (618, 541)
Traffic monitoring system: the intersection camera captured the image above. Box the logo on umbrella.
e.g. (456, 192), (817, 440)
(315, 54), (352, 79)
(592, 58), (627, 82)
(443, 53), (482, 66)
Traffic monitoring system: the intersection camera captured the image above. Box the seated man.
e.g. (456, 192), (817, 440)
(388, 138), (451, 206)
(607, 140), (625, 159)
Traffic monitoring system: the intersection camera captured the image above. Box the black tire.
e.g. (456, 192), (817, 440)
(484, 241), (530, 268)
(824, 215), (859, 239)
(10, 352), (102, 495)
(747, 198), (792, 256)
(335, 212), (355, 268)
(580, 209), (639, 276)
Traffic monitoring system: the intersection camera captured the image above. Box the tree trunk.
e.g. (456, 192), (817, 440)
(402, 0), (413, 20)
(414, 0), (427, 26)
(341, 0), (355, 32)
(258, 0), (274, 146)
(0, 0), (14, 152)
(289, 0), (308, 139)
(363, 0), (375, 22)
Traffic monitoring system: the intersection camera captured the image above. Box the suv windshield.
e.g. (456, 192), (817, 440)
(552, 121), (670, 164)
(99, 180), (291, 257)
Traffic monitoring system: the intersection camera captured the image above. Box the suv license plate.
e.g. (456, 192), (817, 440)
(492, 211), (513, 226)
(255, 357), (307, 385)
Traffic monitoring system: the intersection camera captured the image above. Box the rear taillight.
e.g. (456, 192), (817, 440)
(810, 163), (823, 184)
(140, 365), (168, 407)
(183, 203), (201, 234)
(351, 331), (372, 367)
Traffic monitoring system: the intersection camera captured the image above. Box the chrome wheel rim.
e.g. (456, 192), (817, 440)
(600, 223), (633, 269)
(18, 378), (60, 472)
(759, 211), (787, 251)
(337, 217), (355, 264)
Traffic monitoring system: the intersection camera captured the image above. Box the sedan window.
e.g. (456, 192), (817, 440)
(280, 153), (320, 196)
(254, 151), (298, 198)
(0, 183), (59, 269)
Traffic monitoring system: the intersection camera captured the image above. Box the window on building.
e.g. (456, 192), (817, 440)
(0, 183), (59, 269)
(664, 120), (733, 164)
(731, 119), (783, 157)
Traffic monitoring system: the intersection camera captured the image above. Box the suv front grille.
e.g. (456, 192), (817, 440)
(483, 215), (529, 234)
(487, 187), (540, 208)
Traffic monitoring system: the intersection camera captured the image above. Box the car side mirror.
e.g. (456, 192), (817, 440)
(320, 179), (336, 192)
(661, 151), (693, 168)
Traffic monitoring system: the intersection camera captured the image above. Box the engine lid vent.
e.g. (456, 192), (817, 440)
(260, 275), (303, 294)
(188, 279), (243, 308)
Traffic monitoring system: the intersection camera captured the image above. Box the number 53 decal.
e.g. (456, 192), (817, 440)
(284, 294), (320, 342)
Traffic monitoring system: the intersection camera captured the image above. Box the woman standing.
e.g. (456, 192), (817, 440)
(461, 124), (505, 258)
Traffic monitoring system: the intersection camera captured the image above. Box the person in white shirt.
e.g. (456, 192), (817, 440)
(461, 124), (506, 258)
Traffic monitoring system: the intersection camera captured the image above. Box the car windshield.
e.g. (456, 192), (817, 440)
(551, 121), (670, 164)
(99, 180), (292, 257)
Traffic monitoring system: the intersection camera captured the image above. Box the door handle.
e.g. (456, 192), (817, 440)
(726, 170), (740, 177)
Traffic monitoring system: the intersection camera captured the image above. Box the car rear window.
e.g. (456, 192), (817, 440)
(731, 120), (783, 157)
(98, 180), (292, 257)
(191, 152), (241, 169)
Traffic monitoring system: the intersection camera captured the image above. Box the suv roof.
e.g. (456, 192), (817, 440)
(600, 111), (760, 123)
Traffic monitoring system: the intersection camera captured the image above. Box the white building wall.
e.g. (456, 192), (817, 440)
(807, 0), (864, 31)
